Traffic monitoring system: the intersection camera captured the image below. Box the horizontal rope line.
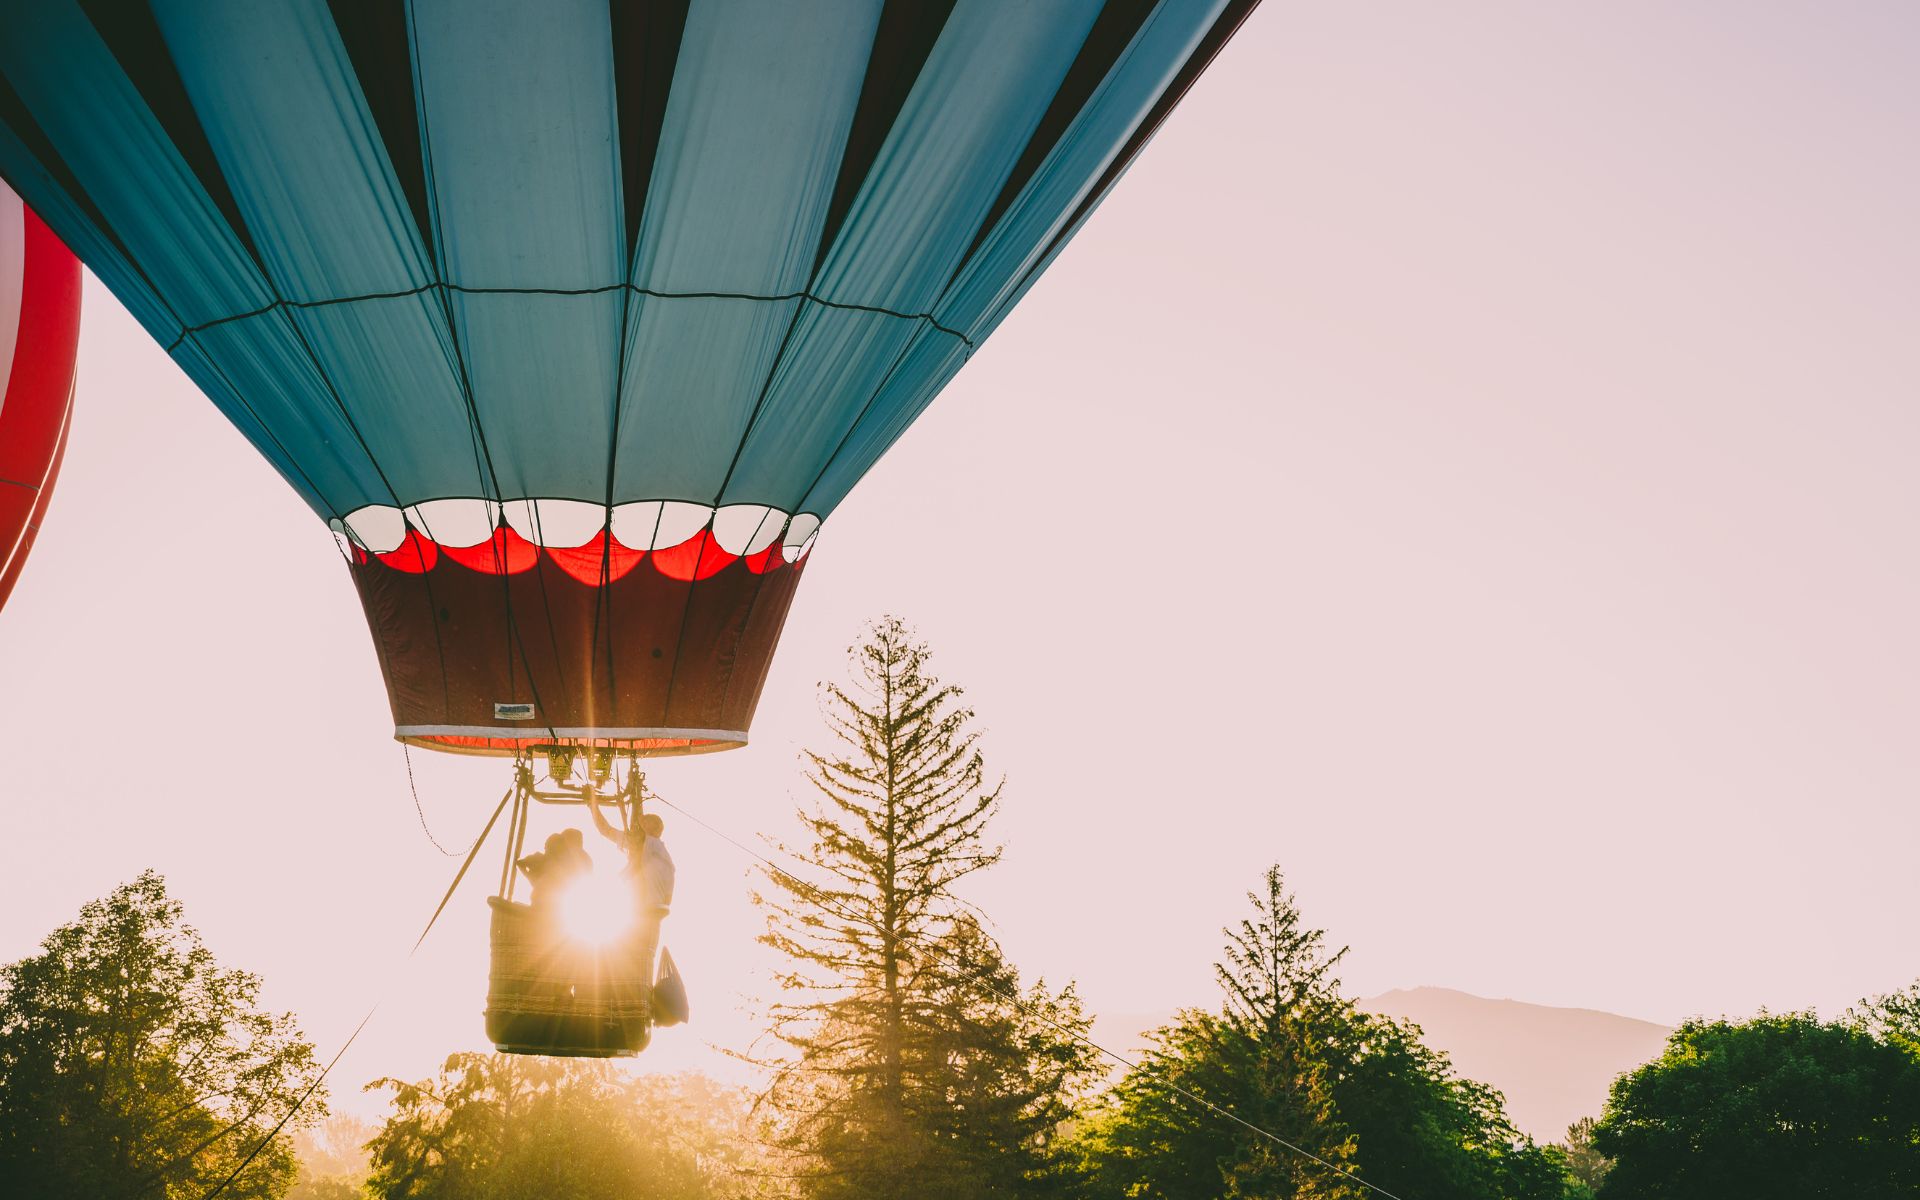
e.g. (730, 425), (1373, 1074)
(164, 281), (974, 352)
(0, 476), (40, 491)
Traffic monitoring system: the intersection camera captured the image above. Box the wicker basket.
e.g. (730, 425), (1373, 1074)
(484, 897), (654, 1057)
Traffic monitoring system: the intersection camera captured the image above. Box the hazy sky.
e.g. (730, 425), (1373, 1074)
(3, 2), (1917, 1108)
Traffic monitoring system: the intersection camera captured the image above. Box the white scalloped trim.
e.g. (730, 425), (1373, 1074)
(404, 498), (500, 548)
(782, 513), (821, 562)
(713, 504), (788, 556)
(342, 504), (407, 554)
(327, 519), (356, 561)
(332, 499), (822, 568)
(502, 498), (607, 548)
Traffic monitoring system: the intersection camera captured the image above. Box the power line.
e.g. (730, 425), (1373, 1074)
(647, 791), (1411, 1200)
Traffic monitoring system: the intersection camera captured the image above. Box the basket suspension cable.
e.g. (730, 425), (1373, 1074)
(496, 757), (517, 897)
(499, 756), (535, 901)
(624, 761), (647, 832)
(496, 761), (514, 897)
(507, 792), (530, 901)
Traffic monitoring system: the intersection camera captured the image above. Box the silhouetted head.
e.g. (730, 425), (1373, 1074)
(639, 813), (665, 839)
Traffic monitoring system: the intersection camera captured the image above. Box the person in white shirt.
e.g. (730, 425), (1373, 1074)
(587, 795), (675, 923)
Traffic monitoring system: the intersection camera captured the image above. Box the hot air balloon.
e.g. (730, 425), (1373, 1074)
(0, 0), (1256, 1054)
(0, 180), (81, 611)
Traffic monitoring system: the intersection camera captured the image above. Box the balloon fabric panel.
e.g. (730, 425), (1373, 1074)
(0, 0), (1257, 751)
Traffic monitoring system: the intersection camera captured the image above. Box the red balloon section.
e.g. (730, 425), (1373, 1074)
(0, 185), (81, 612)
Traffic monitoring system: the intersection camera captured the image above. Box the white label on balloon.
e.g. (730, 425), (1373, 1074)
(494, 702), (536, 721)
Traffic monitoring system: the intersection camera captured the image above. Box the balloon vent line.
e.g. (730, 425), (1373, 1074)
(162, 281), (975, 353)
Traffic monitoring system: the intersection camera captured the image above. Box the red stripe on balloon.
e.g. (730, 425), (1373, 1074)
(0, 208), (82, 483)
(547, 531), (646, 585)
(0, 385), (71, 608)
(743, 540), (786, 574)
(650, 529), (737, 581)
(442, 525), (538, 575)
(376, 529), (439, 573)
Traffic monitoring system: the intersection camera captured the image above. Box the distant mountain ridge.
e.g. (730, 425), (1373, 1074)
(1359, 987), (1671, 1141)
(1089, 987), (1672, 1144)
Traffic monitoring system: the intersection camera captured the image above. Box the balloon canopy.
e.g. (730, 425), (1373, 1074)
(0, 179), (81, 613)
(0, 0), (1254, 754)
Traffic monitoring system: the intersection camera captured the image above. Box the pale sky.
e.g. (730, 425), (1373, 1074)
(3, 2), (1918, 1110)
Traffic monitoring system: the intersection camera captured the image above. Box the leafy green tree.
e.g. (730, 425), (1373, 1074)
(365, 1055), (775, 1199)
(1854, 980), (1920, 1060)
(1066, 1010), (1256, 1200)
(1070, 865), (1577, 1200)
(0, 870), (324, 1200)
(1592, 1014), (1920, 1199)
(1325, 1009), (1572, 1200)
(755, 616), (1098, 1199)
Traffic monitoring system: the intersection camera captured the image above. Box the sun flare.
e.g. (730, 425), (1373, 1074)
(559, 868), (634, 945)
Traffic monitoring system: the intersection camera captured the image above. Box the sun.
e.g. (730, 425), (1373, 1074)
(559, 867), (635, 945)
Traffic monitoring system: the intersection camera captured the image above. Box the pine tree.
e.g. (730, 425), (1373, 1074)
(1071, 865), (1578, 1200)
(1068, 867), (1362, 1200)
(755, 616), (1097, 1199)
(1213, 866), (1362, 1199)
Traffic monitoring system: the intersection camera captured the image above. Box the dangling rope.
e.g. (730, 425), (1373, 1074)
(193, 783), (517, 1200)
(404, 743), (463, 857)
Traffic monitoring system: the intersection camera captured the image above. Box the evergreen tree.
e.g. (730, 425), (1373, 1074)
(1214, 868), (1362, 1199)
(1071, 865), (1578, 1200)
(0, 871), (324, 1200)
(756, 616), (1097, 1199)
(1075, 867), (1361, 1200)
(914, 916), (1100, 1196)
